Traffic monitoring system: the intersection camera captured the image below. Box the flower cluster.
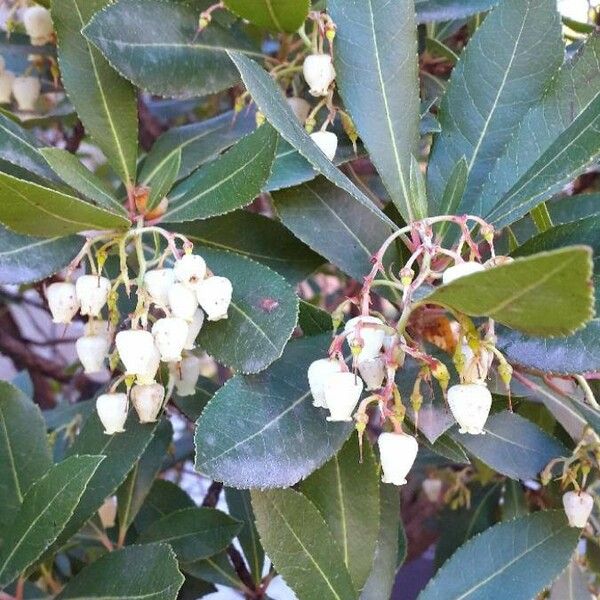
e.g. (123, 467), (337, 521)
(45, 227), (232, 435)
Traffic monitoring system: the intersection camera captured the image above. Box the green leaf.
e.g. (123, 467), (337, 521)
(135, 479), (195, 534)
(224, 488), (264, 584)
(195, 248), (299, 373)
(224, 0), (309, 32)
(502, 480), (528, 521)
(0, 172), (130, 237)
(437, 157), (467, 239)
(182, 552), (243, 591)
(483, 37), (600, 226)
(39, 148), (126, 215)
(418, 511), (580, 600)
(163, 125), (277, 222)
(0, 226), (81, 285)
(228, 51), (397, 229)
(0, 455), (103, 587)
(195, 334), (353, 488)
(252, 488), (357, 600)
(172, 211), (322, 285)
(0, 382), (52, 532)
(328, 0), (420, 221)
(423, 247), (594, 336)
(55, 543), (184, 599)
(300, 436), (380, 591)
(139, 507), (242, 562)
(146, 149), (180, 211)
(415, 0), (499, 22)
(173, 376), (218, 422)
(298, 300), (333, 336)
(83, 0), (263, 99)
(117, 418), (173, 542)
(53, 0), (138, 185)
(427, 0), (563, 215)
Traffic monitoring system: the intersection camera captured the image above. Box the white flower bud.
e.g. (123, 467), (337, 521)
(344, 316), (386, 362)
(307, 358), (343, 408)
(196, 276), (232, 321)
(136, 344), (161, 385)
(152, 317), (188, 362)
(303, 53), (336, 97)
(422, 477), (443, 502)
(115, 329), (158, 377)
(96, 393), (128, 435)
(76, 335), (110, 374)
(184, 308), (204, 350)
(174, 354), (202, 397)
(131, 383), (165, 423)
(46, 281), (79, 324)
(442, 261), (485, 285)
(563, 491), (594, 528)
(378, 432), (419, 486)
(324, 372), (363, 422)
(460, 340), (493, 384)
(23, 6), (53, 46)
(12, 76), (41, 111)
(168, 282), (199, 321)
(357, 356), (386, 391)
(287, 96), (311, 122)
(174, 254), (207, 288)
(144, 268), (175, 306)
(98, 496), (117, 529)
(0, 71), (14, 104)
(75, 275), (111, 317)
(448, 383), (492, 435)
(310, 131), (338, 161)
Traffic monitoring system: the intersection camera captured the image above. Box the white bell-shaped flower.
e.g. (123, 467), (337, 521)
(184, 308), (204, 350)
(168, 282), (199, 321)
(115, 329), (157, 376)
(345, 316), (386, 362)
(442, 261), (485, 285)
(12, 76), (41, 111)
(0, 71), (14, 104)
(196, 276), (232, 321)
(307, 358), (343, 408)
(303, 53), (336, 97)
(76, 335), (110, 374)
(96, 393), (128, 435)
(287, 96), (311, 122)
(136, 344), (161, 385)
(563, 490), (594, 528)
(324, 372), (364, 422)
(357, 356), (386, 391)
(310, 131), (338, 161)
(174, 354), (202, 397)
(448, 383), (492, 435)
(98, 496), (117, 529)
(76, 275), (111, 317)
(174, 254), (207, 288)
(152, 317), (189, 362)
(46, 282), (79, 324)
(144, 268), (175, 306)
(378, 431), (419, 486)
(131, 383), (165, 423)
(422, 477), (443, 503)
(23, 5), (53, 45)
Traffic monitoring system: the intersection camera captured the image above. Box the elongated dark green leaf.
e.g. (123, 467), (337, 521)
(423, 247), (594, 336)
(164, 125), (277, 222)
(0, 172), (130, 237)
(0, 226), (81, 285)
(139, 507), (241, 562)
(483, 37), (600, 226)
(56, 543), (184, 599)
(299, 300), (333, 336)
(195, 334), (353, 488)
(135, 479), (195, 534)
(228, 52), (397, 229)
(146, 149), (180, 210)
(419, 511), (579, 600)
(0, 455), (103, 587)
(0, 382), (52, 532)
(329, 0), (420, 221)
(300, 436), (380, 591)
(39, 148), (125, 215)
(437, 157), (467, 239)
(195, 248), (298, 373)
(453, 412), (566, 481)
(427, 0), (563, 215)
(172, 211), (322, 285)
(415, 0), (499, 22)
(84, 0), (262, 99)
(224, 0), (309, 32)
(252, 488), (357, 600)
(53, 0), (138, 185)
(182, 553), (243, 591)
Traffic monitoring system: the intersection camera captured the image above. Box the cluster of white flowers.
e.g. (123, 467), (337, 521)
(45, 252), (232, 435)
